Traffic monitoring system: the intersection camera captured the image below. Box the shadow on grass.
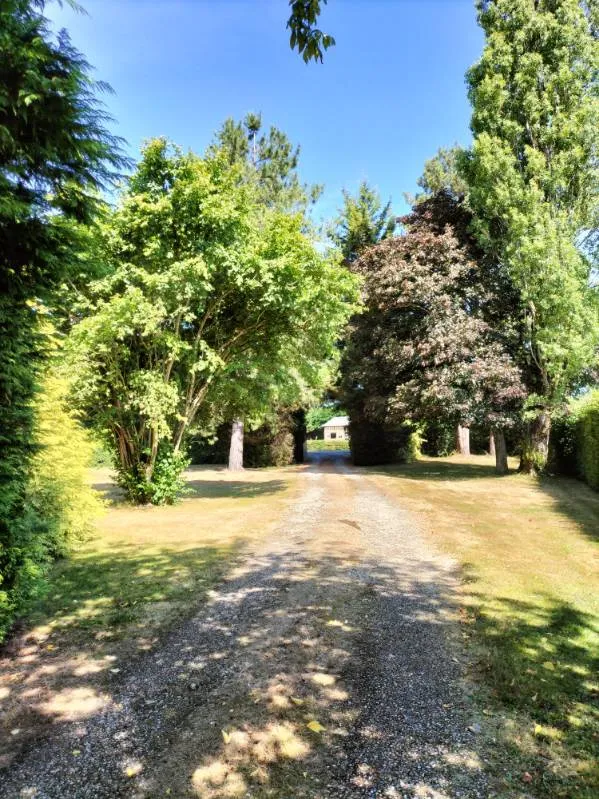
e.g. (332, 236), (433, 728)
(467, 591), (599, 798)
(90, 475), (289, 504)
(185, 479), (288, 499)
(537, 474), (599, 545)
(27, 543), (236, 635)
(366, 457), (510, 482)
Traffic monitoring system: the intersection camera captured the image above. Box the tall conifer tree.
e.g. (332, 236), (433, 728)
(0, 0), (123, 631)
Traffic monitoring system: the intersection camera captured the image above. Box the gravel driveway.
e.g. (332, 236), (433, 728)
(1, 453), (488, 799)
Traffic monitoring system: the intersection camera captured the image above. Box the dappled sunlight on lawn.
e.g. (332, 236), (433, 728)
(0, 465), (296, 774)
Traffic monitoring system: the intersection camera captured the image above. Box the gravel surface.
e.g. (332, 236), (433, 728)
(1, 454), (489, 798)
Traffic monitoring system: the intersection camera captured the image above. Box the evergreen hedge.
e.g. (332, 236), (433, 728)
(550, 391), (599, 490)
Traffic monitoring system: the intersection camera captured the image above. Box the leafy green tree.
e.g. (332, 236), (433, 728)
(411, 145), (468, 203)
(68, 139), (357, 502)
(287, 0), (335, 62)
(333, 181), (396, 264)
(0, 0), (123, 635)
(209, 113), (322, 211)
(209, 114), (324, 466)
(464, 0), (599, 472)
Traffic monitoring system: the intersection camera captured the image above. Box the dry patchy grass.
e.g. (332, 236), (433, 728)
(369, 455), (599, 799)
(0, 465), (296, 768)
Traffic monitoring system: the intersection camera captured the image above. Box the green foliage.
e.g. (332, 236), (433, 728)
(576, 392), (599, 490)
(332, 181), (395, 263)
(421, 418), (456, 457)
(28, 367), (102, 558)
(465, 0), (599, 415)
(116, 444), (190, 506)
(68, 138), (357, 502)
(209, 114), (322, 211)
(413, 145), (468, 203)
(553, 391), (599, 489)
(287, 0), (335, 63)
(244, 417), (296, 467)
(0, 343), (102, 640)
(0, 0), (123, 639)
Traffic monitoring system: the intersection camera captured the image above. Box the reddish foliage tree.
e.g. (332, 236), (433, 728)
(341, 194), (525, 473)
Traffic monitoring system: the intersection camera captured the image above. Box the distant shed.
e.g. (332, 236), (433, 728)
(323, 415), (349, 441)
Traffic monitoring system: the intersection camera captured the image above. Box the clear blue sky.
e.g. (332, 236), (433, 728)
(48, 0), (483, 220)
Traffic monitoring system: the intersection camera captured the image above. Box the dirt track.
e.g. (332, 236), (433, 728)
(1, 453), (488, 799)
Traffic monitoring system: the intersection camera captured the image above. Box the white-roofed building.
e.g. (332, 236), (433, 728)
(322, 415), (349, 441)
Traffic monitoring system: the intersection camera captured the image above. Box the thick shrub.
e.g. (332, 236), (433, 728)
(576, 393), (599, 490)
(421, 418), (455, 457)
(548, 414), (579, 477)
(549, 392), (599, 490)
(349, 416), (419, 466)
(0, 367), (103, 640)
(115, 444), (189, 505)
(28, 372), (103, 555)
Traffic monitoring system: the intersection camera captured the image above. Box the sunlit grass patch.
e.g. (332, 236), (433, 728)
(28, 542), (234, 639)
(24, 465), (295, 643)
(370, 455), (599, 799)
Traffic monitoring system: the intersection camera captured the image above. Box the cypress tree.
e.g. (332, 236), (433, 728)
(0, 0), (123, 633)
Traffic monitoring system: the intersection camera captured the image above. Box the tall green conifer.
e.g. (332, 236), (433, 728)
(464, 0), (599, 471)
(0, 0), (123, 633)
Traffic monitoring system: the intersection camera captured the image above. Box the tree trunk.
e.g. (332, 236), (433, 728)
(519, 411), (551, 474)
(228, 418), (244, 471)
(456, 423), (470, 456)
(493, 427), (508, 474)
(489, 430), (496, 457)
(292, 409), (306, 464)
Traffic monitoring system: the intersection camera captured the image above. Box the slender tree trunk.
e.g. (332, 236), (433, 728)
(519, 411), (551, 474)
(489, 430), (496, 458)
(493, 427), (508, 474)
(228, 418), (244, 471)
(292, 409), (306, 464)
(146, 429), (159, 482)
(456, 423), (470, 456)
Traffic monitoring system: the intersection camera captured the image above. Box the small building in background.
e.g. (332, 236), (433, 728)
(323, 415), (349, 441)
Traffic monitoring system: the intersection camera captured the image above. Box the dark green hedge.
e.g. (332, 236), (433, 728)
(550, 392), (599, 490)
(349, 416), (419, 466)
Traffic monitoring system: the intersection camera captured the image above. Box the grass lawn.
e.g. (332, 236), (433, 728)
(370, 455), (599, 799)
(27, 465), (294, 641)
(0, 466), (295, 767)
(306, 439), (350, 452)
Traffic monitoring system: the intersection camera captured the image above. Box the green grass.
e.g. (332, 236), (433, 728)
(370, 455), (599, 799)
(25, 466), (293, 644)
(28, 542), (234, 639)
(306, 439), (350, 452)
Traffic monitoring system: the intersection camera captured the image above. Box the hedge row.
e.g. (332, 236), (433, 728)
(550, 391), (599, 490)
